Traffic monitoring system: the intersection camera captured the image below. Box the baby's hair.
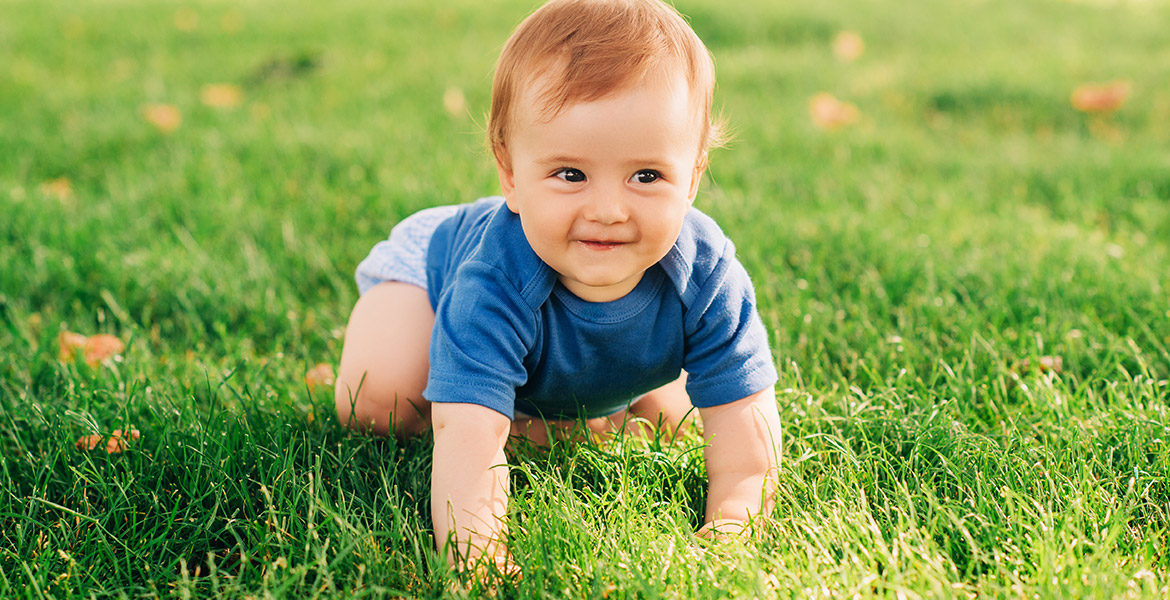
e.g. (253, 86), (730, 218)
(488, 0), (723, 170)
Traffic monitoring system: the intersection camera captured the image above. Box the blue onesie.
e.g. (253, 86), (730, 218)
(400, 197), (778, 420)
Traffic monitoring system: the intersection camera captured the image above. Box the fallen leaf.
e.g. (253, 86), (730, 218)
(809, 92), (860, 130)
(76, 429), (140, 454)
(40, 178), (73, 200)
(59, 331), (125, 365)
(84, 334), (125, 366)
(443, 87), (467, 117)
(1014, 355), (1064, 376)
(106, 437), (126, 453)
(1071, 80), (1131, 113)
(58, 330), (88, 362)
(201, 83), (243, 108)
(117, 428), (142, 441)
(305, 363), (336, 389)
(832, 31), (865, 62)
(143, 103), (182, 133)
(75, 434), (102, 451)
(105, 429), (141, 454)
(1037, 355), (1063, 374)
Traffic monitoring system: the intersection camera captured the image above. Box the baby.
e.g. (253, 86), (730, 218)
(335, 0), (782, 570)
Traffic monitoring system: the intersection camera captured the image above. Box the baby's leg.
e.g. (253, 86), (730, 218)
(335, 281), (433, 438)
(605, 373), (696, 438)
(509, 374), (695, 445)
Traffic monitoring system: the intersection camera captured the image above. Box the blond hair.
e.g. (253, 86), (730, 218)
(488, 0), (721, 169)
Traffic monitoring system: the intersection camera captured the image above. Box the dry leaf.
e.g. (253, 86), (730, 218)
(76, 429), (140, 454)
(443, 87), (467, 117)
(84, 334), (125, 366)
(1036, 355), (1063, 374)
(58, 330), (88, 362)
(143, 103), (182, 132)
(201, 83), (243, 109)
(40, 177), (73, 200)
(809, 93), (860, 130)
(1014, 355), (1064, 376)
(59, 331), (125, 366)
(305, 363), (336, 389)
(832, 31), (865, 62)
(1071, 81), (1131, 113)
(105, 429), (141, 454)
(75, 434), (102, 451)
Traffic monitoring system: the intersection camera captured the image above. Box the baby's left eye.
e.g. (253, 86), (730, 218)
(631, 170), (661, 184)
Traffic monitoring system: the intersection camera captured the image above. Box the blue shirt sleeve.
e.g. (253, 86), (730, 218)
(682, 239), (778, 407)
(423, 260), (537, 419)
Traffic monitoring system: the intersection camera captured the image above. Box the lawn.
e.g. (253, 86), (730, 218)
(2, 0), (1169, 597)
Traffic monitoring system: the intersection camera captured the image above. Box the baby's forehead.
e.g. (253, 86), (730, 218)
(515, 57), (702, 123)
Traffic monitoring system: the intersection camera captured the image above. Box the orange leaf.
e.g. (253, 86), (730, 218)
(75, 434), (102, 451)
(305, 363), (336, 389)
(809, 93), (860, 130)
(106, 437), (126, 453)
(143, 103), (182, 132)
(105, 429), (140, 454)
(1037, 355), (1063, 374)
(201, 83), (243, 108)
(1071, 81), (1131, 113)
(76, 429), (139, 453)
(84, 334), (125, 366)
(58, 330), (88, 362)
(40, 177), (74, 201)
(832, 31), (865, 62)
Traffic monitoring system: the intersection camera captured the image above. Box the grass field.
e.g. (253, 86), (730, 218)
(3, 0), (1170, 597)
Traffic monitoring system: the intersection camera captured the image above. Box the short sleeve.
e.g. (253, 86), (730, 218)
(682, 243), (777, 407)
(424, 261), (538, 419)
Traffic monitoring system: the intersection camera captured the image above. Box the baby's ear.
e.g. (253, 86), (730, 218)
(688, 152), (709, 202)
(494, 150), (519, 212)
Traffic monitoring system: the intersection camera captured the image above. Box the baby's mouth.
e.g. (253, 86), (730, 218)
(578, 239), (626, 250)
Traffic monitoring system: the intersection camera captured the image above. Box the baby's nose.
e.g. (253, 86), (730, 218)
(584, 192), (629, 224)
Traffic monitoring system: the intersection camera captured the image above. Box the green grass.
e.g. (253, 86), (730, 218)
(2, 0), (1169, 597)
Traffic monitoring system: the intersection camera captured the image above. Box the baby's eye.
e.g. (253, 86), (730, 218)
(554, 168), (587, 183)
(631, 170), (661, 184)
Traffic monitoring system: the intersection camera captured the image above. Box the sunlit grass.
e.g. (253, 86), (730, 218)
(2, 0), (1169, 597)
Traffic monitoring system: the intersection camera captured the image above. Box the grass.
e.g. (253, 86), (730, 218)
(2, 0), (1169, 597)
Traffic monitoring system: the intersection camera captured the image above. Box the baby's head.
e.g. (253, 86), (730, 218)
(488, 0), (721, 172)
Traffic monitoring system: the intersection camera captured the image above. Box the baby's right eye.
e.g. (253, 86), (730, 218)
(553, 168), (587, 183)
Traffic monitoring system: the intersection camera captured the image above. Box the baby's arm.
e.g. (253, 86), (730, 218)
(431, 402), (512, 568)
(697, 385), (781, 536)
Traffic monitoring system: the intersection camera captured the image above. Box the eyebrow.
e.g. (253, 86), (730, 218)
(535, 155), (672, 169)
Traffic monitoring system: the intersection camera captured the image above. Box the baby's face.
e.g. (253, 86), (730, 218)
(498, 68), (707, 303)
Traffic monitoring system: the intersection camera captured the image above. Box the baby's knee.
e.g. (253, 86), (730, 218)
(333, 371), (371, 432)
(333, 365), (431, 438)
